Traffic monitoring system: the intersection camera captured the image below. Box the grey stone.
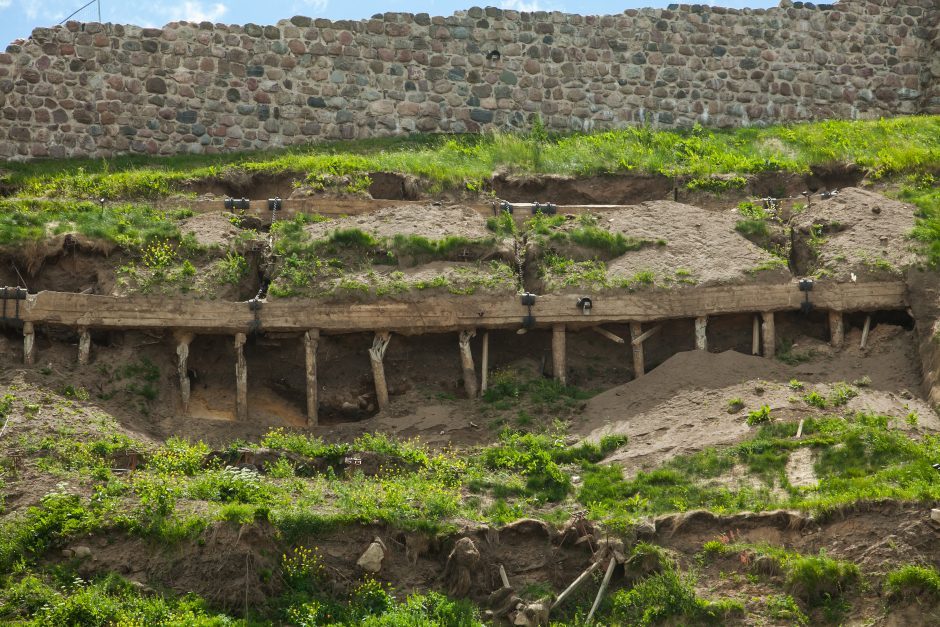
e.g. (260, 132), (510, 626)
(470, 108), (493, 123)
(176, 110), (197, 124)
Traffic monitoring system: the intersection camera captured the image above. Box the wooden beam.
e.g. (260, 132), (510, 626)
(480, 331), (489, 395)
(761, 312), (775, 359)
(22, 321), (35, 366)
(752, 315), (761, 356)
(369, 331), (392, 410)
(592, 326), (625, 344)
(828, 310), (844, 349)
(630, 324), (662, 346)
(458, 330), (478, 398)
(552, 324), (566, 385)
(175, 332), (194, 412)
(234, 332), (248, 421)
(304, 330), (319, 426)
(860, 314), (872, 349)
(16, 281), (908, 335)
(694, 316), (707, 351)
(630, 322), (644, 378)
(77, 327), (91, 365)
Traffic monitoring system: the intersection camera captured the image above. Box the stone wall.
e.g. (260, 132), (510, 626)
(0, 0), (937, 160)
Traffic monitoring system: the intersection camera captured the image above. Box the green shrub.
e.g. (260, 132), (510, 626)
(727, 398), (744, 413)
(784, 553), (860, 607)
(884, 564), (940, 600)
(610, 568), (743, 626)
(803, 391), (828, 409)
(746, 405), (772, 426)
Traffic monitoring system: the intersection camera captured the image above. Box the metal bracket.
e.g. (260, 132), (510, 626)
(0, 286), (27, 325)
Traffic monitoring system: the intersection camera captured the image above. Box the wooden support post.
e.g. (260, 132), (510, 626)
(586, 557), (618, 625)
(458, 330), (478, 398)
(78, 327), (91, 365)
(630, 322), (644, 378)
(552, 323), (566, 385)
(630, 324), (662, 346)
(592, 326), (625, 344)
(22, 321), (35, 366)
(480, 331), (489, 395)
(860, 314), (871, 349)
(369, 331), (392, 411)
(234, 332), (248, 421)
(175, 332), (194, 411)
(828, 310), (844, 349)
(752, 315), (760, 356)
(304, 330), (319, 426)
(552, 559), (606, 610)
(761, 311), (775, 359)
(694, 316), (707, 351)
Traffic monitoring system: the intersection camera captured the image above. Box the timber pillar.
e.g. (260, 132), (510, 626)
(829, 310), (844, 349)
(235, 332), (248, 421)
(370, 331), (391, 411)
(761, 312), (775, 359)
(552, 324), (566, 385)
(458, 330), (478, 398)
(23, 321), (35, 366)
(694, 316), (707, 351)
(78, 327), (91, 365)
(304, 330), (319, 426)
(175, 332), (194, 412)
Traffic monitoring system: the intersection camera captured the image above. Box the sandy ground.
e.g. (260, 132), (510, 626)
(180, 212), (241, 248)
(303, 204), (495, 241)
(575, 323), (937, 476)
(792, 187), (918, 280)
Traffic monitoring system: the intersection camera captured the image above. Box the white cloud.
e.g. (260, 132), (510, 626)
(299, 0), (328, 12)
(162, 1), (228, 23)
(0, 0), (12, 9)
(499, 0), (543, 12)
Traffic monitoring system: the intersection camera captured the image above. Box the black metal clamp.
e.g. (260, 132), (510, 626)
(576, 296), (592, 315)
(799, 278), (814, 314)
(520, 292), (537, 328)
(224, 198), (250, 211)
(1, 286), (27, 327)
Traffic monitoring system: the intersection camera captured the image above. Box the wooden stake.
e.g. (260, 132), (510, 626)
(480, 331), (489, 395)
(304, 330), (319, 426)
(796, 419), (804, 439)
(630, 322), (644, 378)
(22, 321), (35, 366)
(552, 324), (566, 385)
(498, 564), (510, 589)
(592, 326), (625, 344)
(752, 315), (760, 356)
(761, 312), (775, 359)
(630, 324), (662, 346)
(551, 559), (606, 610)
(234, 332), (248, 421)
(585, 557), (617, 625)
(694, 316), (707, 351)
(828, 310), (844, 349)
(369, 331), (392, 410)
(860, 314), (871, 349)
(175, 332), (194, 412)
(78, 327), (91, 365)
(458, 330), (478, 398)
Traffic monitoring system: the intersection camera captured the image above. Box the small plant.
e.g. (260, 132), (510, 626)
(746, 405), (772, 426)
(765, 594), (808, 625)
(853, 375), (871, 387)
(282, 545), (326, 589)
(803, 391), (827, 409)
(142, 239), (176, 269)
(828, 382), (858, 407)
(906, 411), (919, 427)
(726, 398), (744, 414)
(788, 379), (804, 390)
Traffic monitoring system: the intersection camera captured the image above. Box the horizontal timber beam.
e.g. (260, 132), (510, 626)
(16, 280), (907, 335)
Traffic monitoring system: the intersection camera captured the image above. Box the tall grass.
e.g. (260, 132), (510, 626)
(6, 117), (938, 200)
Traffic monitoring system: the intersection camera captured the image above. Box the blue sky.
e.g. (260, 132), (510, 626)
(1, 0), (777, 46)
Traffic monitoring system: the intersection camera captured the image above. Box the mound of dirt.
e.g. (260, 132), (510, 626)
(575, 325), (938, 475)
(599, 200), (789, 287)
(180, 212), (241, 248)
(791, 187), (918, 280)
(303, 204), (494, 241)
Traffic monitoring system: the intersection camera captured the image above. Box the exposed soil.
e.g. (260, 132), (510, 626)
(599, 200), (788, 287)
(790, 187), (919, 279)
(577, 322), (936, 476)
(302, 203), (496, 242)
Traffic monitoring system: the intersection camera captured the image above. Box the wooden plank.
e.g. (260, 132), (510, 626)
(630, 324), (662, 346)
(592, 326), (625, 344)
(18, 281), (908, 335)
